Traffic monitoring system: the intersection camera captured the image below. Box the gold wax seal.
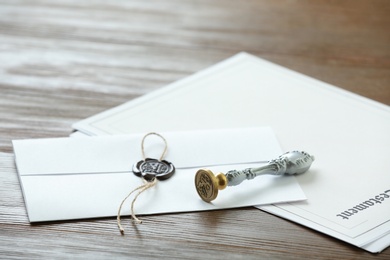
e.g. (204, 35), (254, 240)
(195, 169), (227, 202)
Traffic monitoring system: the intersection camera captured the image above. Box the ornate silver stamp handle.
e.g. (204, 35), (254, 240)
(195, 151), (315, 202)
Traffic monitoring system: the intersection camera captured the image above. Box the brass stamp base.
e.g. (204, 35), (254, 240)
(195, 169), (227, 202)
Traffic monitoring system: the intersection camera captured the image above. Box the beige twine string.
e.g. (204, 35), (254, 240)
(117, 132), (168, 235)
(141, 132), (168, 161)
(117, 178), (157, 234)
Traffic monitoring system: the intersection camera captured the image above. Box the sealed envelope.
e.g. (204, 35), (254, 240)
(13, 127), (306, 222)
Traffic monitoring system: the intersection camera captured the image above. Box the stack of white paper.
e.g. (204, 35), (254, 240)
(72, 53), (390, 253)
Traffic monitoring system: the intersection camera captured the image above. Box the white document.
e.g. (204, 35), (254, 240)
(13, 127), (306, 222)
(72, 53), (390, 252)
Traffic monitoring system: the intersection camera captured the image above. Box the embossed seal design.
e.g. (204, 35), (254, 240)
(133, 158), (175, 181)
(195, 169), (216, 202)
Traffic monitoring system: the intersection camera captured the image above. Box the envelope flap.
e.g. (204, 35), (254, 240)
(13, 127), (281, 176)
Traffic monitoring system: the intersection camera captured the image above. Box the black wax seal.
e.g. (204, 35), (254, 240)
(133, 158), (175, 181)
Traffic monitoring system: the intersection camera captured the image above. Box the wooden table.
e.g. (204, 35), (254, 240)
(1, 0), (389, 258)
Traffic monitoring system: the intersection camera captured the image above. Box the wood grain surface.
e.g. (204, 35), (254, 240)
(0, 0), (389, 259)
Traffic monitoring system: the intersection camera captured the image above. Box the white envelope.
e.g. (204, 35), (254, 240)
(13, 127), (306, 222)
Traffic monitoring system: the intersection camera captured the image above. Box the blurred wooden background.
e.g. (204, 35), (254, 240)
(0, 0), (389, 259)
